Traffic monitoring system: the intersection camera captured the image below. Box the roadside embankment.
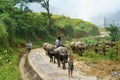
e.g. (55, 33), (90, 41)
(19, 52), (51, 80)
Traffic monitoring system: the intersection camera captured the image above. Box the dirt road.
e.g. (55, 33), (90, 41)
(28, 48), (97, 80)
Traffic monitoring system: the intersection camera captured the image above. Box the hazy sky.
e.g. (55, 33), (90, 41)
(28, 0), (120, 22)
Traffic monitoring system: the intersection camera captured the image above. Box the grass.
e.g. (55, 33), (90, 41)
(0, 53), (21, 80)
(72, 49), (120, 63)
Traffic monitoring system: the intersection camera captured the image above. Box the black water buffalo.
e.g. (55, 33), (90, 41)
(54, 46), (68, 69)
(43, 43), (68, 69)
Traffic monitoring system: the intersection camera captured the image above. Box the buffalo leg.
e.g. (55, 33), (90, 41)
(53, 56), (56, 63)
(55, 55), (60, 67)
(62, 61), (66, 69)
(57, 59), (60, 67)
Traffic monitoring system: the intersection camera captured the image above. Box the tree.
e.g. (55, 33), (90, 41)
(63, 24), (74, 38)
(3, 17), (17, 47)
(26, 0), (51, 33)
(105, 24), (120, 41)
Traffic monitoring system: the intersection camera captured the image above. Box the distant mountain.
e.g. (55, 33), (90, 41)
(91, 10), (120, 27)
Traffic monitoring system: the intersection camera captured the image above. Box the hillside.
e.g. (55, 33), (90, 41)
(0, 1), (100, 79)
(52, 15), (99, 38)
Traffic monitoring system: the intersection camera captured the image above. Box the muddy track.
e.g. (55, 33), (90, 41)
(19, 48), (97, 80)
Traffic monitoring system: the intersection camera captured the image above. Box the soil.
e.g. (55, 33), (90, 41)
(74, 59), (120, 80)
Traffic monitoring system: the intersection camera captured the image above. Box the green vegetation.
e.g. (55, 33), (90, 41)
(0, 53), (20, 80)
(26, 0), (51, 33)
(73, 49), (120, 62)
(53, 16), (99, 38)
(0, 43), (21, 80)
(0, 0), (119, 79)
(0, 0), (100, 79)
(105, 24), (120, 41)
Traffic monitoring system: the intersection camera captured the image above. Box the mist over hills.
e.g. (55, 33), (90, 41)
(91, 10), (120, 27)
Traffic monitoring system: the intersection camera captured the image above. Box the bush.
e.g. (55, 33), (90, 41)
(0, 24), (8, 46)
(83, 50), (98, 58)
(106, 48), (118, 60)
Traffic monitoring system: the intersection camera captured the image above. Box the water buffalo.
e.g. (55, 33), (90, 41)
(54, 46), (68, 69)
(43, 42), (56, 63)
(43, 43), (68, 69)
(70, 42), (76, 52)
(70, 41), (85, 55)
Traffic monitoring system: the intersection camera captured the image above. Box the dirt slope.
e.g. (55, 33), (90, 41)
(76, 60), (120, 80)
